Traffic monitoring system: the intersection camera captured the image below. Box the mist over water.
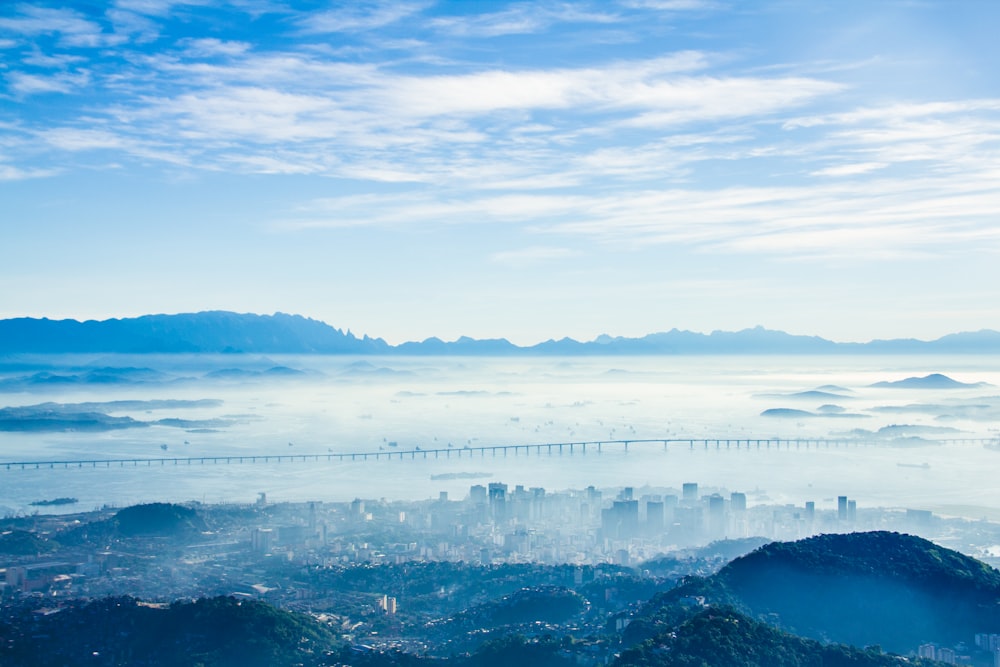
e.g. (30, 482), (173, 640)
(1, 354), (998, 518)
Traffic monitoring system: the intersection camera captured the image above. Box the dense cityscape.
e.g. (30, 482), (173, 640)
(5, 474), (1000, 664)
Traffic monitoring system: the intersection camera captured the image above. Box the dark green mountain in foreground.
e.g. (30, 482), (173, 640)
(628, 531), (1000, 656)
(0, 596), (342, 667)
(616, 607), (939, 667)
(2, 311), (1000, 354)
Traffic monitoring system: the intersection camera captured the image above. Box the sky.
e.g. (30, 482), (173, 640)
(2, 0), (1000, 345)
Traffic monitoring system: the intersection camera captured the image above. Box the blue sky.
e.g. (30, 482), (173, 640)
(2, 1), (999, 344)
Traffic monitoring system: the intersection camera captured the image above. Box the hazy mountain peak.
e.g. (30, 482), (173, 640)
(870, 373), (991, 389)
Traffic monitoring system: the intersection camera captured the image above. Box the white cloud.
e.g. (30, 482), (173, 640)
(4, 2), (998, 271)
(105, 8), (161, 42)
(429, 3), (620, 38)
(20, 49), (86, 68)
(6, 70), (90, 95)
(784, 100), (1000, 130)
(276, 161), (1000, 264)
(42, 127), (129, 151)
(621, 76), (845, 127)
(0, 5), (123, 47)
(178, 38), (252, 58)
(21, 47), (839, 185)
(112, 0), (213, 17)
(619, 0), (721, 9)
(297, 2), (428, 34)
(811, 162), (888, 177)
(40, 127), (192, 166)
(0, 162), (57, 180)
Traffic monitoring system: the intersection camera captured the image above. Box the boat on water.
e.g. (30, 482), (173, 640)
(896, 462), (930, 469)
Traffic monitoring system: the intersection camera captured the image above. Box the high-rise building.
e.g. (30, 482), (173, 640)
(646, 501), (665, 534)
(377, 595), (398, 615)
(682, 483), (698, 503)
(602, 499), (639, 540)
(708, 494), (726, 538)
(251, 528), (273, 554)
(351, 498), (365, 517)
(529, 487), (546, 520)
(837, 496), (848, 521)
(730, 492), (747, 512)
(936, 647), (956, 664)
(672, 506), (703, 544)
(488, 482), (508, 522)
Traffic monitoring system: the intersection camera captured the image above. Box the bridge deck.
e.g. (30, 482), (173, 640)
(2, 437), (997, 470)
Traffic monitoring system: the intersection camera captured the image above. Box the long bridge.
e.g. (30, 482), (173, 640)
(2, 436), (998, 470)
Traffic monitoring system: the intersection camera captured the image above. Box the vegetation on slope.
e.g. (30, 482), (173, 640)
(0, 596), (342, 666)
(114, 502), (208, 537)
(716, 531), (1000, 651)
(615, 607), (942, 667)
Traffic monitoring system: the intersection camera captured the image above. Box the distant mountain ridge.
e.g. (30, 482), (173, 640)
(1, 312), (999, 355)
(0, 311), (389, 354)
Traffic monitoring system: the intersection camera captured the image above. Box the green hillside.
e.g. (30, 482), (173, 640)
(717, 531), (1000, 651)
(0, 596), (341, 667)
(616, 607), (942, 667)
(627, 531), (1000, 655)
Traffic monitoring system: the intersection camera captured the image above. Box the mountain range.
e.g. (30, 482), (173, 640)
(2, 311), (999, 355)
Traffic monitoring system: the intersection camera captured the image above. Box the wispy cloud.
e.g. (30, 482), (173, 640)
(279, 160), (1000, 264)
(0, 161), (57, 180)
(21, 49), (86, 68)
(112, 0), (213, 17)
(0, 36), (847, 190)
(297, 2), (429, 34)
(810, 162), (887, 177)
(4, 2), (1000, 266)
(619, 0), (721, 10)
(6, 70), (90, 95)
(0, 5), (123, 47)
(429, 3), (620, 38)
(178, 37), (252, 58)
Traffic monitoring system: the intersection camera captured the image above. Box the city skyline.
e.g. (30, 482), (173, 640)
(3, 1), (1000, 345)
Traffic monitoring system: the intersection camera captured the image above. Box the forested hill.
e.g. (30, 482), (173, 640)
(0, 596), (342, 667)
(615, 607), (940, 667)
(632, 531), (1000, 655)
(3, 312), (1000, 354)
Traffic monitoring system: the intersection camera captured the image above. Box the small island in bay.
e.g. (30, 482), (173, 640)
(29, 497), (79, 507)
(429, 472), (493, 481)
